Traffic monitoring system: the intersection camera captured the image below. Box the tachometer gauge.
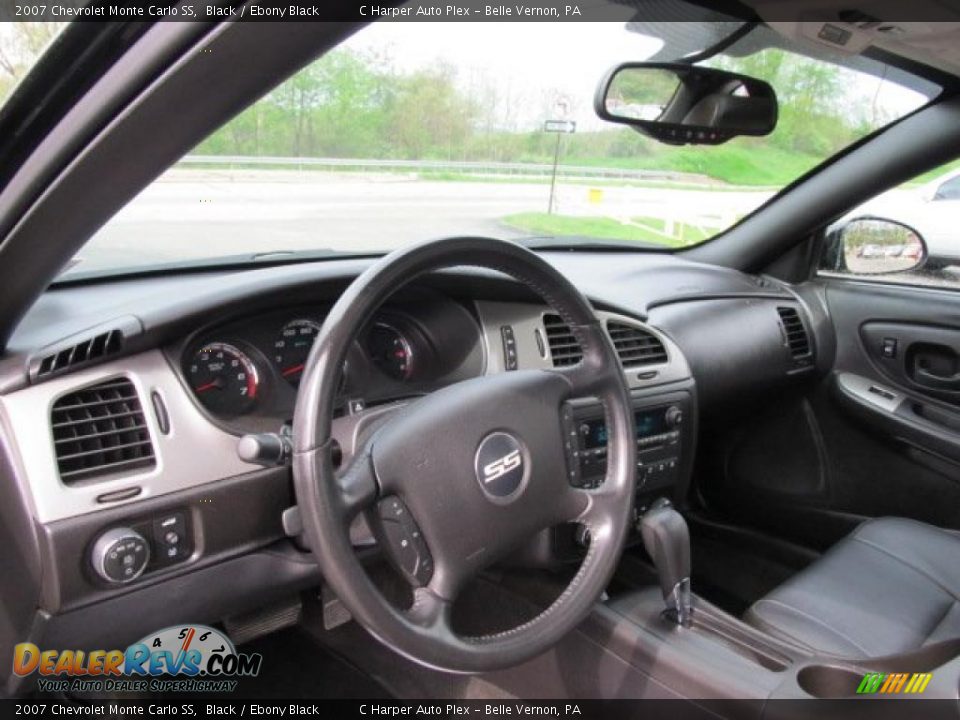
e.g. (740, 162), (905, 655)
(367, 322), (414, 381)
(274, 318), (321, 386)
(187, 343), (259, 415)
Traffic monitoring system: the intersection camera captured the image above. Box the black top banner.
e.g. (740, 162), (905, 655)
(7, 0), (627, 23)
(3, 0), (631, 22)
(3, 0), (960, 23)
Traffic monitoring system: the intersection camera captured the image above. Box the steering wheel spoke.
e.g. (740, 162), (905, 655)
(333, 448), (379, 519)
(562, 483), (623, 534)
(406, 586), (454, 634)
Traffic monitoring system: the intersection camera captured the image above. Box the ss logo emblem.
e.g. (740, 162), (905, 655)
(482, 449), (522, 483)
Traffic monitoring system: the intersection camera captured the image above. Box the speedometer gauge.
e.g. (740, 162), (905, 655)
(187, 343), (259, 415)
(274, 318), (321, 386)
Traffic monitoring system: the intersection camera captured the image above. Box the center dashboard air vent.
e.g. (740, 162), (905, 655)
(543, 313), (583, 367)
(51, 378), (155, 484)
(543, 314), (668, 368)
(777, 307), (812, 361)
(606, 321), (668, 367)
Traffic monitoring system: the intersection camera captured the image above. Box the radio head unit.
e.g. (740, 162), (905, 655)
(563, 399), (687, 492)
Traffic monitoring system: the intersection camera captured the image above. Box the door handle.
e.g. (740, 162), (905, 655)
(909, 343), (960, 391)
(914, 367), (960, 391)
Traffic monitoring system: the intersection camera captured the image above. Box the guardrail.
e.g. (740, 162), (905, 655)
(177, 155), (711, 184)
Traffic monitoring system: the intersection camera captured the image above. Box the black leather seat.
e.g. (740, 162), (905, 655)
(744, 517), (960, 658)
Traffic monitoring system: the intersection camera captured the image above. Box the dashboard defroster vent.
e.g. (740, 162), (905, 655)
(51, 378), (155, 484)
(35, 329), (123, 379)
(607, 321), (668, 367)
(543, 313), (583, 367)
(777, 307), (812, 359)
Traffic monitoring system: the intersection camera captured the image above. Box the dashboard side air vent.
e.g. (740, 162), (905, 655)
(543, 313), (583, 367)
(607, 321), (668, 366)
(51, 378), (155, 484)
(777, 307), (812, 359)
(35, 329), (124, 379)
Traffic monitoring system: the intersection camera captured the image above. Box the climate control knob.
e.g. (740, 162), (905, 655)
(91, 527), (150, 584)
(665, 405), (684, 428)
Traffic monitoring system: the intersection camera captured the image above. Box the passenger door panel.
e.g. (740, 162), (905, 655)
(698, 280), (960, 551)
(814, 280), (960, 530)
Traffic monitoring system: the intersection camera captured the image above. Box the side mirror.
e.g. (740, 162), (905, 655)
(594, 62), (778, 145)
(828, 217), (927, 275)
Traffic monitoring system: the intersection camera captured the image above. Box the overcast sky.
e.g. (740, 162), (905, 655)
(345, 21), (664, 131)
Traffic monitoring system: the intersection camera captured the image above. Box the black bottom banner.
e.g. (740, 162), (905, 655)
(2, 699), (960, 720)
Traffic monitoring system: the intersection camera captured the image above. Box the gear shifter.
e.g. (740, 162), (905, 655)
(639, 498), (692, 626)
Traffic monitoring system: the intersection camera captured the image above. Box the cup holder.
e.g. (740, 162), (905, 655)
(797, 664), (865, 698)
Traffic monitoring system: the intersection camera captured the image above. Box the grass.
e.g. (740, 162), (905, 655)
(563, 145), (822, 187)
(500, 212), (715, 247)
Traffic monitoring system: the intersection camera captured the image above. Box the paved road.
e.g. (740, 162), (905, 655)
(75, 171), (775, 274)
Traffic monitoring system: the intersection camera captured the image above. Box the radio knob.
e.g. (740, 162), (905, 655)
(665, 405), (684, 428)
(91, 527), (150, 584)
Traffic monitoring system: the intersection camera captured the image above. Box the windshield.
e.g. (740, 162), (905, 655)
(67, 19), (937, 278)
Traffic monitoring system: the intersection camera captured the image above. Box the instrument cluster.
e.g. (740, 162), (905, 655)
(183, 309), (424, 419)
(175, 293), (485, 432)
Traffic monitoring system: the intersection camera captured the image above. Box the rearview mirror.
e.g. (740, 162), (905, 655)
(594, 63), (778, 145)
(829, 217), (928, 275)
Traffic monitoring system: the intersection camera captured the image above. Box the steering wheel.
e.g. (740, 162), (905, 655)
(292, 237), (636, 672)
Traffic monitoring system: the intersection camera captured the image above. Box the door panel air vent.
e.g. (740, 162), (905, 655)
(51, 378), (155, 484)
(543, 314), (583, 367)
(607, 321), (668, 367)
(35, 329), (123, 379)
(777, 307), (812, 359)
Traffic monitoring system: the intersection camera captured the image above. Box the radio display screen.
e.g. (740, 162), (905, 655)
(582, 408), (669, 449)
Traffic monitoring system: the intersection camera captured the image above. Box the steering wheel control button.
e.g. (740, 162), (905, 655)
(561, 404), (582, 487)
(500, 325), (518, 371)
(474, 431), (527, 503)
(376, 497), (433, 586)
(91, 528), (150, 584)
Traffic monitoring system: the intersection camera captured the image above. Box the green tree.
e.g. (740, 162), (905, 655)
(0, 22), (68, 106)
(387, 62), (476, 160)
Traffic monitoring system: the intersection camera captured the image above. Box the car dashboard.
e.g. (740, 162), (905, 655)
(0, 250), (827, 684)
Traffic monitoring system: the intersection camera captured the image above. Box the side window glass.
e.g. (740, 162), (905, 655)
(819, 160), (960, 287)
